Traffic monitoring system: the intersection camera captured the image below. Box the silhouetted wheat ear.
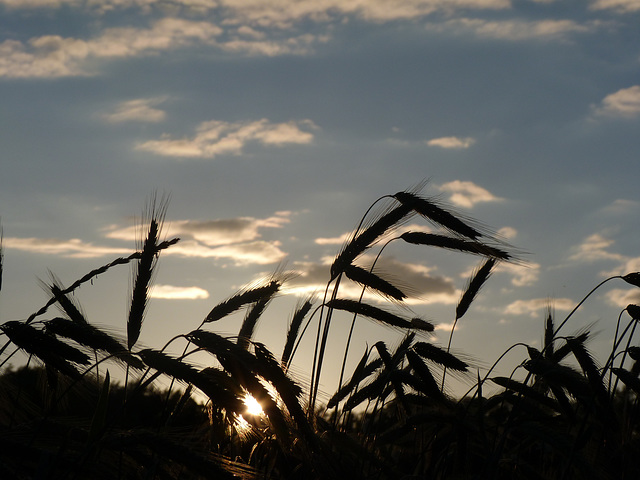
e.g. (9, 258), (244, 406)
(281, 297), (314, 369)
(48, 280), (87, 325)
(413, 342), (468, 371)
(330, 202), (414, 279)
(44, 317), (144, 369)
(204, 280), (280, 323)
(327, 349), (380, 408)
(127, 195), (169, 351)
(0, 321), (85, 378)
(623, 272), (640, 288)
(138, 349), (200, 385)
(326, 298), (414, 329)
(544, 309), (555, 359)
(392, 191), (482, 239)
(410, 317), (435, 332)
(343, 264), (406, 300)
(627, 304), (640, 320)
(456, 257), (496, 321)
(237, 282), (280, 350)
(400, 232), (511, 260)
(406, 350), (445, 400)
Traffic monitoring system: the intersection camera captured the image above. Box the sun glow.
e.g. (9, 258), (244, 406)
(243, 393), (264, 416)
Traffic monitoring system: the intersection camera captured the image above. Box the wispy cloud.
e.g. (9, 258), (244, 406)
(591, 85), (640, 119)
(136, 119), (317, 158)
(427, 136), (475, 149)
(497, 226), (518, 240)
(590, 0), (640, 13)
(430, 18), (596, 41)
(0, 18), (224, 78)
(569, 233), (626, 263)
(606, 288), (640, 308)
(106, 212), (291, 246)
(0, 18), (324, 78)
(3, 237), (129, 258)
(437, 180), (503, 208)
(163, 240), (288, 265)
(150, 284), (209, 299)
(497, 262), (540, 287)
(105, 212), (291, 265)
(505, 297), (574, 317)
(596, 199), (640, 216)
(3, 0), (510, 21)
(102, 97), (167, 123)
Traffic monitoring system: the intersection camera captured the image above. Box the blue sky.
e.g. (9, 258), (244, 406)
(1, 0), (640, 398)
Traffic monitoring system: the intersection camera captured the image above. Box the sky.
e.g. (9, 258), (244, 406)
(1, 0), (640, 399)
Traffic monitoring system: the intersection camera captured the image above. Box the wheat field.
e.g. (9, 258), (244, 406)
(1, 186), (639, 479)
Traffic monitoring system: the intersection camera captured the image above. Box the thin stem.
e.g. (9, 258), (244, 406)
(553, 276), (621, 337)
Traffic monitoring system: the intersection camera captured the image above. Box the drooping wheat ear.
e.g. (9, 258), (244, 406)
(374, 340), (409, 414)
(253, 342), (317, 444)
(127, 194), (169, 351)
(237, 296), (272, 350)
(413, 342), (468, 372)
(0, 321), (86, 378)
(456, 257), (496, 321)
(204, 280), (280, 323)
(328, 348), (381, 409)
(44, 317), (144, 369)
(623, 272), (640, 288)
(343, 264), (407, 301)
(400, 232), (512, 260)
(137, 349), (200, 386)
(47, 277), (87, 325)
(330, 202), (414, 279)
(566, 336), (611, 410)
(406, 350), (446, 401)
(326, 298), (416, 329)
(281, 296), (314, 370)
(392, 191), (483, 239)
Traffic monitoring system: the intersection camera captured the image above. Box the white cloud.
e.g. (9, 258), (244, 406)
(431, 18), (595, 41)
(497, 226), (518, 240)
(136, 119), (317, 158)
(569, 233), (626, 263)
(590, 0), (640, 13)
(592, 85), (640, 118)
(596, 199), (640, 216)
(168, 239), (288, 265)
(315, 232), (352, 246)
(427, 136), (475, 149)
(0, 18), (223, 78)
(437, 180), (503, 208)
(150, 284), (210, 299)
(0, 0), (511, 19)
(102, 97), (167, 123)
(505, 297), (574, 317)
(496, 261), (540, 287)
(3, 237), (129, 258)
(606, 288), (640, 308)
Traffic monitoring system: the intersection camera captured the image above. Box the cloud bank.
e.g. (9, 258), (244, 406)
(136, 119), (317, 158)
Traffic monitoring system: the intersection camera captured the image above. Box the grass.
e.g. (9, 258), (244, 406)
(1, 185), (640, 479)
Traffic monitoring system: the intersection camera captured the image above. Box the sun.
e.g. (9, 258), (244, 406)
(243, 393), (264, 416)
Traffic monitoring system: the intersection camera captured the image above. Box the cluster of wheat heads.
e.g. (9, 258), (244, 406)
(0, 187), (640, 479)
